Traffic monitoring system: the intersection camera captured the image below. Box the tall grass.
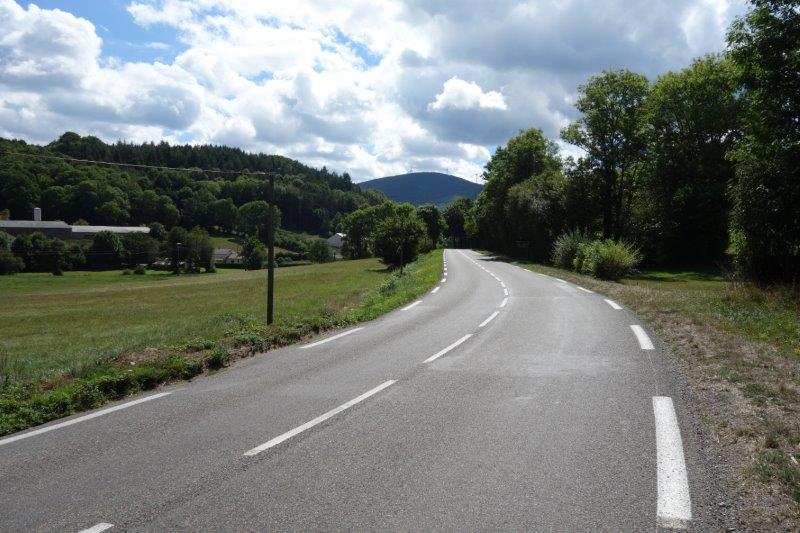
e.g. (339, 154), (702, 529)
(552, 231), (641, 280)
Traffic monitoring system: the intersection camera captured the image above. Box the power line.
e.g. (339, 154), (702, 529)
(0, 148), (278, 177)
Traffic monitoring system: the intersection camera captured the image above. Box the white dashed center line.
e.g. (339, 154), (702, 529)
(244, 380), (396, 456)
(424, 334), (472, 363)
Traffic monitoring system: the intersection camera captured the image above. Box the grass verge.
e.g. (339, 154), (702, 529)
(513, 261), (799, 528)
(0, 250), (442, 437)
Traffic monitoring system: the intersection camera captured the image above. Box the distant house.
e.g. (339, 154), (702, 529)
(0, 208), (150, 239)
(214, 248), (242, 265)
(326, 233), (346, 250)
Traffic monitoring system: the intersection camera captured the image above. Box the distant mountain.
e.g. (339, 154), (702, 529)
(360, 172), (483, 206)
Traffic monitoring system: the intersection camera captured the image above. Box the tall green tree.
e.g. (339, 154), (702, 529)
(442, 197), (473, 248)
(561, 70), (649, 239)
(727, 0), (800, 280)
(640, 56), (740, 265)
(416, 204), (447, 248)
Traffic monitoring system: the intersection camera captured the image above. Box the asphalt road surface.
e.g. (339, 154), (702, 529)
(1, 250), (715, 531)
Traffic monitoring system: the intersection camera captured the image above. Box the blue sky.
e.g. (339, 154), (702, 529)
(0, 0), (747, 181)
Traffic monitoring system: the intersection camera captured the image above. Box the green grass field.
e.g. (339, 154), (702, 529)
(1, 252), (442, 385)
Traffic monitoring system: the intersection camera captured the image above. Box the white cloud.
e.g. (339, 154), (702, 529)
(0, 0), (747, 182)
(428, 77), (507, 111)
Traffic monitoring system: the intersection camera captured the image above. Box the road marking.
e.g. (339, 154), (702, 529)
(0, 393), (171, 448)
(301, 327), (363, 349)
(431, 286), (440, 294)
(79, 524), (113, 533)
(401, 300), (422, 311)
(424, 334), (472, 363)
(441, 278), (446, 283)
(500, 282), (506, 288)
(630, 325), (655, 350)
(555, 278), (567, 284)
(604, 299), (623, 310)
(577, 286), (594, 294)
(479, 311), (499, 328)
(653, 397), (693, 529)
(503, 288), (509, 296)
(500, 297), (508, 308)
(244, 380), (396, 456)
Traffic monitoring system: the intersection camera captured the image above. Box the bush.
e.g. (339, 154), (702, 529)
(552, 230), (589, 268)
(206, 347), (231, 370)
(133, 265), (146, 275)
(576, 239), (641, 280)
(0, 250), (23, 275)
(372, 204), (426, 267)
(241, 237), (266, 270)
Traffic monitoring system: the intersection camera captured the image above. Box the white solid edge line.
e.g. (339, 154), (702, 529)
(424, 334), (472, 363)
(653, 396), (693, 529)
(0, 393), (171, 448)
(500, 297), (508, 308)
(604, 299), (623, 310)
(401, 300), (422, 311)
(630, 325), (655, 350)
(79, 524), (114, 533)
(244, 380), (396, 456)
(577, 286), (594, 294)
(441, 278), (446, 283)
(503, 288), (509, 296)
(479, 311), (499, 328)
(431, 286), (440, 294)
(555, 278), (567, 284)
(301, 327), (363, 349)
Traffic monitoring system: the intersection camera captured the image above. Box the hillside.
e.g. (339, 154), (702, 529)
(0, 133), (385, 236)
(360, 172), (482, 206)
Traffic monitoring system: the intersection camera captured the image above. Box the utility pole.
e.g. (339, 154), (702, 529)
(266, 174), (276, 325)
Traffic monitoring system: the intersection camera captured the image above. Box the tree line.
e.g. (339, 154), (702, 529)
(452, 0), (797, 283)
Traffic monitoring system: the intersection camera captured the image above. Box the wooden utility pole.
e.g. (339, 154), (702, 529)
(266, 174), (276, 325)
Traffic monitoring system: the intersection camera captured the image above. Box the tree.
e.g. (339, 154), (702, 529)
(340, 203), (396, 259)
(212, 198), (239, 233)
(238, 201), (281, 241)
(241, 236), (267, 270)
(473, 128), (562, 252)
(561, 70), (649, 239)
(0, 230), (12, 251)
(442, 198), (473, 248)
(122, 233), (160, 266)
(416, 204), (447, 248)
(371, 204), (426, 267)
(305, 237), (334, 263)
(166, 226), (189, 274)
(640, 56), (740, 266)
(0, 250), (23, 275)
(727, 0), (800, 281)
(88, 231), (123, 269)
(10, 233), (69, 273)
(184, 227), (214, 272)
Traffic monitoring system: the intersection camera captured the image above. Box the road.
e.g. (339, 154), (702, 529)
(0, 250), (715, 530)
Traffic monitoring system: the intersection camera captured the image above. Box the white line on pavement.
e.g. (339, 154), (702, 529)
(503, 288), (509, 296)
(577, 286), (594, 294)
(500, 297), (508, 308)
(630, 325), (655, 350)
(604, 299), (623, 310)
(301, 327), (363, 349)
(431, 286), (440, 294)
(401, 300), (422, 311)
(244, 380), (396, 456)
(653, 396), (693, 529)
(479, 311), (499, 328)
(79, 524), (114, 533)
(0, 393), (172, 448)
(441, 278), (446, 283)
(555, 278), (568, 284)
(424, 334), (473, 363)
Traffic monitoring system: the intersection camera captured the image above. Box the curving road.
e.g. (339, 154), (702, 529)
(0, 250), (714, 530)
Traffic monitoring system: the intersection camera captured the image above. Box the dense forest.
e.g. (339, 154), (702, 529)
(455, 0), (798, 284)
(0, 132), (385, 236)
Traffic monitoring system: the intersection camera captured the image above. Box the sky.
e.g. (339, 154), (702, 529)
(0, 0), (747, 182)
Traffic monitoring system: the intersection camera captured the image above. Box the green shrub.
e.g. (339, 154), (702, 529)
(577, 239), (641, 280)
(133, 265), (146, 275)
(552, 230), (589, 268)
(305, 237), (334, 263)
(0, 250), (24, 275)
(206, 347), (231, 370)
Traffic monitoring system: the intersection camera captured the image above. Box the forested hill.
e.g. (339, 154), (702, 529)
(360, 172), (482, 206)
(0, 133), (386, 236)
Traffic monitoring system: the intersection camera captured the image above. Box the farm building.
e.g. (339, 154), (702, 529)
(0, 208), (150, 239)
